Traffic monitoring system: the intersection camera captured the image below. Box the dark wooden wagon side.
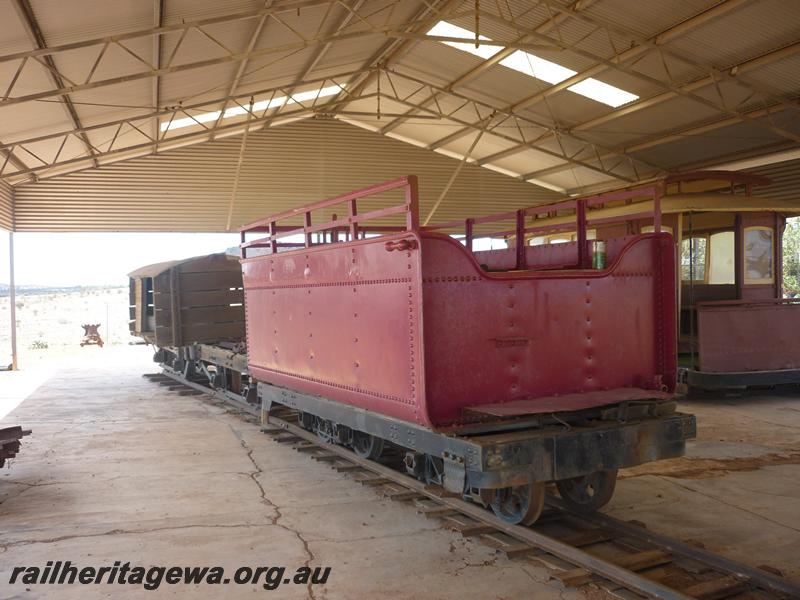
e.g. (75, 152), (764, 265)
(128, 253), (245, 347)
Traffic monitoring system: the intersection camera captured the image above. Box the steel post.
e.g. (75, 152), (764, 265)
(9, 231), (17, 370)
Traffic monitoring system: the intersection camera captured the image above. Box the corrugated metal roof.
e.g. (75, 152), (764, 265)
(667, 0), (800, 70)
(581, 0), (719, 40)
(747, 157), (800, 203)
(12, 118), (560, 232)
(0, 0), (797, 224)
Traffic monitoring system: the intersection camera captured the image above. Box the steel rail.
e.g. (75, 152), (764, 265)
(553, 500), (800, 599)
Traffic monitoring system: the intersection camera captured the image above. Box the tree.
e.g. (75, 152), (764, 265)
(783, 217), (800, 297)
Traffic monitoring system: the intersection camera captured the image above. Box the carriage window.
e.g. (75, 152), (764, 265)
(641, 225), (673, 234)
(681, 236), (707, 282)
(744, 226), (774, 284)
(709, 231), (735, 284)
(529, 230), (595, 245)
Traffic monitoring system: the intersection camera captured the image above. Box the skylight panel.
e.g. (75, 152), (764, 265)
(426, 21), (502, 60)
(427, 21), (638, 107)
(566, 78), (638, 108)
(161, 84), (344, 132)
(499, 51), (575, 85)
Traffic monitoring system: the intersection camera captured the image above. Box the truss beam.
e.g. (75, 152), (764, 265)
(375, 0), (593, 137)
(322, 0), (461, 109)
(12, 0), (98, 169)
(0, 2), (452, 108)
(424, 7), (799, 168)
(0, 70), (369, 179)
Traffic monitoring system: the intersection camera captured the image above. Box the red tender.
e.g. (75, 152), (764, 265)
(240, 177), (676, 429)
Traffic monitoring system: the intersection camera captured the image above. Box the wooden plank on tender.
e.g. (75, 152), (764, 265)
(179, 271), (242, 292)
(180, 305), (245, 325)
(682, 575), (749, 599)
(181, 289), (244, 307)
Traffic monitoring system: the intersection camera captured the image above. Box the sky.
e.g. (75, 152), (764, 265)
(0, 231), (240, 286)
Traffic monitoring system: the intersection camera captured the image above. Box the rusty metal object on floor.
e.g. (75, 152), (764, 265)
(80, 323), (104, 347)
(0, 426), (31, 468)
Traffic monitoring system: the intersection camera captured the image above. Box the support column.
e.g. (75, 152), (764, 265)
(9, 231), (18, 370)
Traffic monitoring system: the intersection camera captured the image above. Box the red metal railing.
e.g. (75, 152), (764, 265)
(240, 176), (419, 258)
(425, 185), (663, 270)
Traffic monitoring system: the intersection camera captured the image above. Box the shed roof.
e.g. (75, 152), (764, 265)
(0, 0), (797, 230)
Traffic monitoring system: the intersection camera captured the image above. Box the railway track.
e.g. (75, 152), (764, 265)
(147, 371), (800, 600)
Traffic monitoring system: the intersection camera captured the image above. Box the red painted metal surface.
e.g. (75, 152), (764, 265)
(420, 232), (675, 425)
(697, 299), (800, 372)
(241, 177), (677, 429)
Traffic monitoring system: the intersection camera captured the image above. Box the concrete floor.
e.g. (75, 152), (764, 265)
(1, 346), (799, 599)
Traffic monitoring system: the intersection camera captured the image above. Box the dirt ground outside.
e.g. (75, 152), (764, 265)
(0, 286), (131, 368)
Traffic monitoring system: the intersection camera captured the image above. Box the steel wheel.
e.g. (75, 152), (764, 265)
(312, 417), (336, 444)
(555, 469), (617, 514)
(351, 431), (384, 460)
(490, 483), (545, 526)
(297, 411), (314, 431)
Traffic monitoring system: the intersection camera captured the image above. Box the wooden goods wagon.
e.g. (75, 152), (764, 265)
(128, 253), (245, 347)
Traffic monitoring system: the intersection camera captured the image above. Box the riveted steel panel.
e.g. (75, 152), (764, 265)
(243, 231), (428, 426)
(420, 232), (676, 426)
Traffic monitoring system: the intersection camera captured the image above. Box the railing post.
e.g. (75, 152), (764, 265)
(577, 199), (587, 268)
(653, 187), (662, 233)
(240, 231), (246, 259)
(349, 199), (358, 240)
(405, 175), (419, 231)
(269, 221), (278, 254)
(515, 209), (525, 270)
(304, 212), (312, 248)
(465, 218), (474, 252)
